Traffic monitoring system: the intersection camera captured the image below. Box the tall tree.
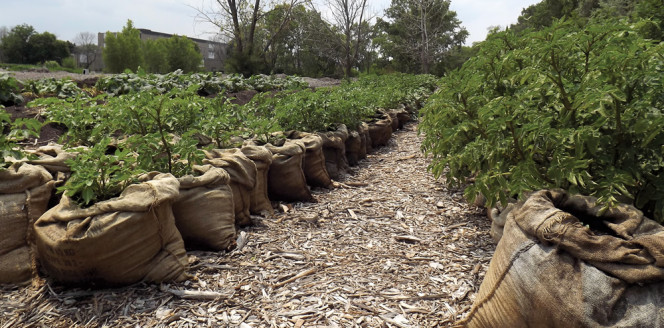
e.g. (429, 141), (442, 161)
(28, 31), (71, 64)
(103, 20), (144, 73)
(378, 0), (467, 75)
(321, 0), (369, 78)
(74, 32), (99, 69)
(164, 36), (203, 73)
(193, 0), (306, 75)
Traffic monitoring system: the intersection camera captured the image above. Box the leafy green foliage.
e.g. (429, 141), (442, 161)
(58, 139), (142, 206)
(26, 78), (85, 98)
(420, 18), (664, 221)
(0, 73), (24, 106)
(0, 24), (72, 65)
(0, 109), (41, 168)
(103, 20), (144, 73)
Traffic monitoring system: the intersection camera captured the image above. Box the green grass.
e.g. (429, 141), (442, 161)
(0, 62), (84, 74)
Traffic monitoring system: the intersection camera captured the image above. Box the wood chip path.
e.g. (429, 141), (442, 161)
(1, 122), (495, 328)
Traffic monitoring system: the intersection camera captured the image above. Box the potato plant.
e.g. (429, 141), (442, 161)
(420, 18), (664, 221)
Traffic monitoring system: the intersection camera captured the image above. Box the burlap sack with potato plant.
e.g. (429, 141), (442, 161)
(264, 140), (314, 202)
(204, 149), (257, 226)
(285, 131), (332, 188)
(368, 113), (393, 148)
(34, 173), (188, 286)
(240, 144), (274, 216)
(0, 163), (55, 285)
(460, 189), (664, 328)
(316, 125), (350, 180)
(173, 165), (236, 252)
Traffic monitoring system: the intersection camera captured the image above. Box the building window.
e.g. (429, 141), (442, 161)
(208, 51), (215, 59)
(208, 43), (214, 51)
(79, 54), (88, 63)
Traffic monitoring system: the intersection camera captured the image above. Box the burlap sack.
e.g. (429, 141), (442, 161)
(0, 163), (55, 285)
(264, 140), (314, 202)
(393, 106), (411, 129)
(316, 125), (350, 180)
(487, 202), (517, 244)
(359, 122), (373, 155)
(285, 131), (332, 188)
(461, 189), (664, 328)
(368, 114), (393, 148)
(173, 165), (236, 251)
(204, 149), (257, 226)
(345, 129), (363, 166)
(240, 145), (274, 215)
(26, 143), (77, 176)
(386, 110), (400, 131)
(34, 174), (188, 286)
(357, 122), (369, 161)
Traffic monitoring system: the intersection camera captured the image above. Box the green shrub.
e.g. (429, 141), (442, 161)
(420, 18), (664, 221)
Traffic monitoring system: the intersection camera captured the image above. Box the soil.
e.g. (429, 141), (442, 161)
(0, 122), (495, 327)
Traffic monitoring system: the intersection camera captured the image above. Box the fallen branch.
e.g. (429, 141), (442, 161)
(273, 267), (317, 288)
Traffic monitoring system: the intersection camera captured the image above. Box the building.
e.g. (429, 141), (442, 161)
(79, 28), (227, 72)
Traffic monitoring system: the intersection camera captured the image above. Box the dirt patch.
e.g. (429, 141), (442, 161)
(227, 90), (259, 106)
(0, 122), (494, 327)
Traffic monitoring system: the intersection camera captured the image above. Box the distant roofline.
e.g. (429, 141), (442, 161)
(137, 28), (225, 46)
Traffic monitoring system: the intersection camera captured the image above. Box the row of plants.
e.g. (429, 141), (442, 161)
(94, 69), (309, 96)
(419, 18), (664, 222)
(24, 73), (436, 206)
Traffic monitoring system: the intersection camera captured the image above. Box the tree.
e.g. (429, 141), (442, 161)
(103, 20), (144, 73)
(193, 0), (306, 75)
(0, 24), (35, 64)
(28, 32), (71, 64)
(143, 39), (169, 73)
(321, 0), (369, 78)
(164, 36), (203, 73)
(377, 0), (467, 75)
(74, 32), (99, 69)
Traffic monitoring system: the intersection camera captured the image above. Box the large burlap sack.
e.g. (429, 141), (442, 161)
(34, 174), (188, 286)
(368, 114), (393, 148)
(316, 125), (350, 180)
(357, 122), (369, 161)
(285, 131), (332, 188)
(264, 140), (314, 202)
(173, 165), (236, 252)
(204, 149), (257, 226)
(240, 145), (274, 215)
(461, 189), (664, 328)
(0, 163), (55, 285)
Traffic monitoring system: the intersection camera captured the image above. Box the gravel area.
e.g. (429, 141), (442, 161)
(0, 122), (495, 328)
(0, 68), (106, 82)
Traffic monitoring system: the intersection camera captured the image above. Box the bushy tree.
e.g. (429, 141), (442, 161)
(103, 20), (144, 73)
(143, 39), (169, 73)
(164, 35), (202, 73)
(74, 32), (99, 69)
(1, 24), (36, 64)
(28, 32), (71, 64)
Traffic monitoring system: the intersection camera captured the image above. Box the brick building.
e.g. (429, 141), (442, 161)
(79, 28), (227, 72)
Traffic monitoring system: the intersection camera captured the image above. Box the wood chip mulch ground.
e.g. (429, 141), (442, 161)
(0, 122), (495, 328)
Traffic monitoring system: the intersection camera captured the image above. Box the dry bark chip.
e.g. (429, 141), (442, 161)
(0, 163), (55, 285)
(34, 173), (188, 286)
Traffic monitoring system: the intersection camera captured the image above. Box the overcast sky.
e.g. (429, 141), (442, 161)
(0, 0), (541, 45)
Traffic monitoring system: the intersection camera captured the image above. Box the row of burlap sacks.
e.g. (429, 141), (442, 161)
(458, 190), (664, 327)
(0, 107), (411, 287)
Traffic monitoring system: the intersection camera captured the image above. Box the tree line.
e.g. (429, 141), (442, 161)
(193, 0), (469, 77)
(0, 24), (74, 67)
